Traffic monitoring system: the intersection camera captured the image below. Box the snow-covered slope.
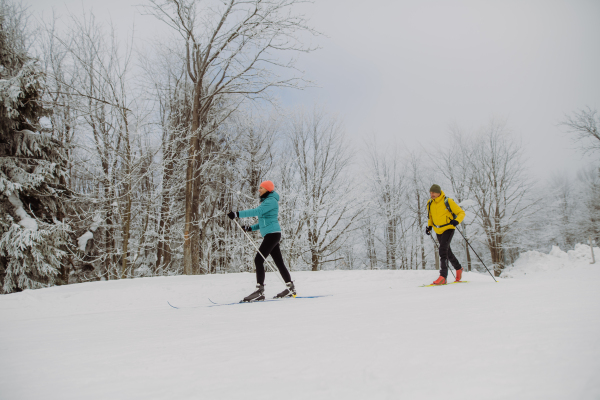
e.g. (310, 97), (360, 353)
(1, 248), (599, 400)
(502, 243), (600, 277)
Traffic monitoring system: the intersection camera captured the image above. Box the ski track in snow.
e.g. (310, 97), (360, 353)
(1, 257), (599, 399)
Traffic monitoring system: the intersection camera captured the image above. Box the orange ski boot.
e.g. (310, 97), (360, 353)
(454, 269), (462, 282)
(432, 276), (446, 285)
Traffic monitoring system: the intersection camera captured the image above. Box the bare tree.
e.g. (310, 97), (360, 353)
(576, 166), (600, 244)
(545, 173), (578, 248)
(235, 112), (279, 197)
(465, 119), (537, 276)
(361, 219), (378, 269)
(139, 44), (192, 274)
(561, 107), (600, 155)
(40, 10), (160, 281)
(365, 142), (406, 269)
(69, 14), (138, 279)
(155, 79), (190, 274)
(436, 128), (477, 271)
(142, 0), (318, 275)
(283, 108), (361, 271)
(405, 152), (430, 270)
(560, 107), (600, 245)
(541, 167), (600, 251)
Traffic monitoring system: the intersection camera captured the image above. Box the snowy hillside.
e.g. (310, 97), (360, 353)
(1, 245), (599, 400)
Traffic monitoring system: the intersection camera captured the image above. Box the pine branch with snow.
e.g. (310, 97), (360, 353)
(0, 1), (73, 292)
(0, 215), (70, 293)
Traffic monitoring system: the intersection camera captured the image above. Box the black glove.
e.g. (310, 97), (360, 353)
(449, 219), (459, 227)
(425, 226), (432, 235)
(227, 211), (238, 220)
(242, 225), (252, 232)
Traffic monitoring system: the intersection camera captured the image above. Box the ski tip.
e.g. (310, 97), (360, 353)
(208, 298), (218, 305)
(167, 301), (179, 309)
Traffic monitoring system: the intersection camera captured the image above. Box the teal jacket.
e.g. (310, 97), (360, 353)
(238, 191), (282, 237)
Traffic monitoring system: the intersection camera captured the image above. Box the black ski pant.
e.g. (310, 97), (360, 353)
(436, 229), (462, 279)
(255, 232), (292, 285)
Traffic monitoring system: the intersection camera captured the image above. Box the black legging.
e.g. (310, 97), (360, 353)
(255, 232), (292, 285)
(436, 229), (462, 278)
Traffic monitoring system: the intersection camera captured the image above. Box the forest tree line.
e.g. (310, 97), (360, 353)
(1, 0), (598, 293)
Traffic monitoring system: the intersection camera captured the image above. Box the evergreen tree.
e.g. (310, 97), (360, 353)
(0, 0), (71, 293)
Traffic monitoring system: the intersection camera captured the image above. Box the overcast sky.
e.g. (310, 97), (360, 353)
(27, 0), (600, 180)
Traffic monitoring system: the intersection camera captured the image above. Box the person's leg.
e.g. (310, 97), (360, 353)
(437, 230), (456, 279)
(447, 245), (462, 270)
(254, 233), (280, 285)
(440, 229), (462, 270)
(265, 234), (296, 298)
(269, 242), (292, 283)
(445, 230), (464, 281)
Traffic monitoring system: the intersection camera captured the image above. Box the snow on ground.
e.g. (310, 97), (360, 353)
(1, 248), (600, 400)
(501, 243), (600, 277)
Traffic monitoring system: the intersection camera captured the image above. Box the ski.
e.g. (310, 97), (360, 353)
(208, 295), (331, 307)
(167, 295), (331, 309)
(420, 281), (469, 287)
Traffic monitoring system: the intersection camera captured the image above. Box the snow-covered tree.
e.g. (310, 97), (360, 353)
(364, 142), (406, 269)
(142, 0), (318, 275)
(560, 107), (600, 245)
(0, 0), (71, 293)
(561, 107), (600, 155)
(405, 152), (433, 270)
(576, 166), (600, 244)
(463, 120), (537, 276)
(281, 108), (361, 271)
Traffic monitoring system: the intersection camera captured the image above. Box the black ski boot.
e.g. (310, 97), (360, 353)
(274, 282), (296, 299)
(241, 284), (265, 303)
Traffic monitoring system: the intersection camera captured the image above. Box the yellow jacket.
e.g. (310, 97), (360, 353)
(427, 191), (466, 235)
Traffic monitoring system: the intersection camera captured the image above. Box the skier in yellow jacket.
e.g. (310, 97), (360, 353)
(426, 184), (466, 285)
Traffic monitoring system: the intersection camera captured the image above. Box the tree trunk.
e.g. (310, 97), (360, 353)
(463, 226), (472, 272)
(416, 193), (426, 270)
(311, 248), (319, 271)
(488, 227), (504, 276)
(156, 128), (177, 273)
(386, 218), (396, 270)
(183, 134), (198, 275)
(121, 184), (132, 278)
(121, 192), (131, 279)
(309, 224), (319, 271)
(120, 110), (132, 279)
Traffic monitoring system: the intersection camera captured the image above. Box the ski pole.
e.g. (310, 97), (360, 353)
(232, 218), (286, 284)
(455, 227), (497, 282)
(427, 232), (456, 279)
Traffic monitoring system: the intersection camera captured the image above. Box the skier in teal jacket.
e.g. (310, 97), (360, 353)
(227, 180), (295, 302)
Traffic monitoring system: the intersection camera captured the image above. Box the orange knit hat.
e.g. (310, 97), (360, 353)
(260, 180), (274, 192)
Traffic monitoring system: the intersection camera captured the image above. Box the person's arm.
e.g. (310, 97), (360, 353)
(238, 197), (276, 219)
(448, 198), (466, 224)
(427, 200), (433, 227)
(250, 223), (259, 231)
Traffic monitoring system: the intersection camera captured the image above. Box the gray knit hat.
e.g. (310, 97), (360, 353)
(429, 184), (441, 194)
